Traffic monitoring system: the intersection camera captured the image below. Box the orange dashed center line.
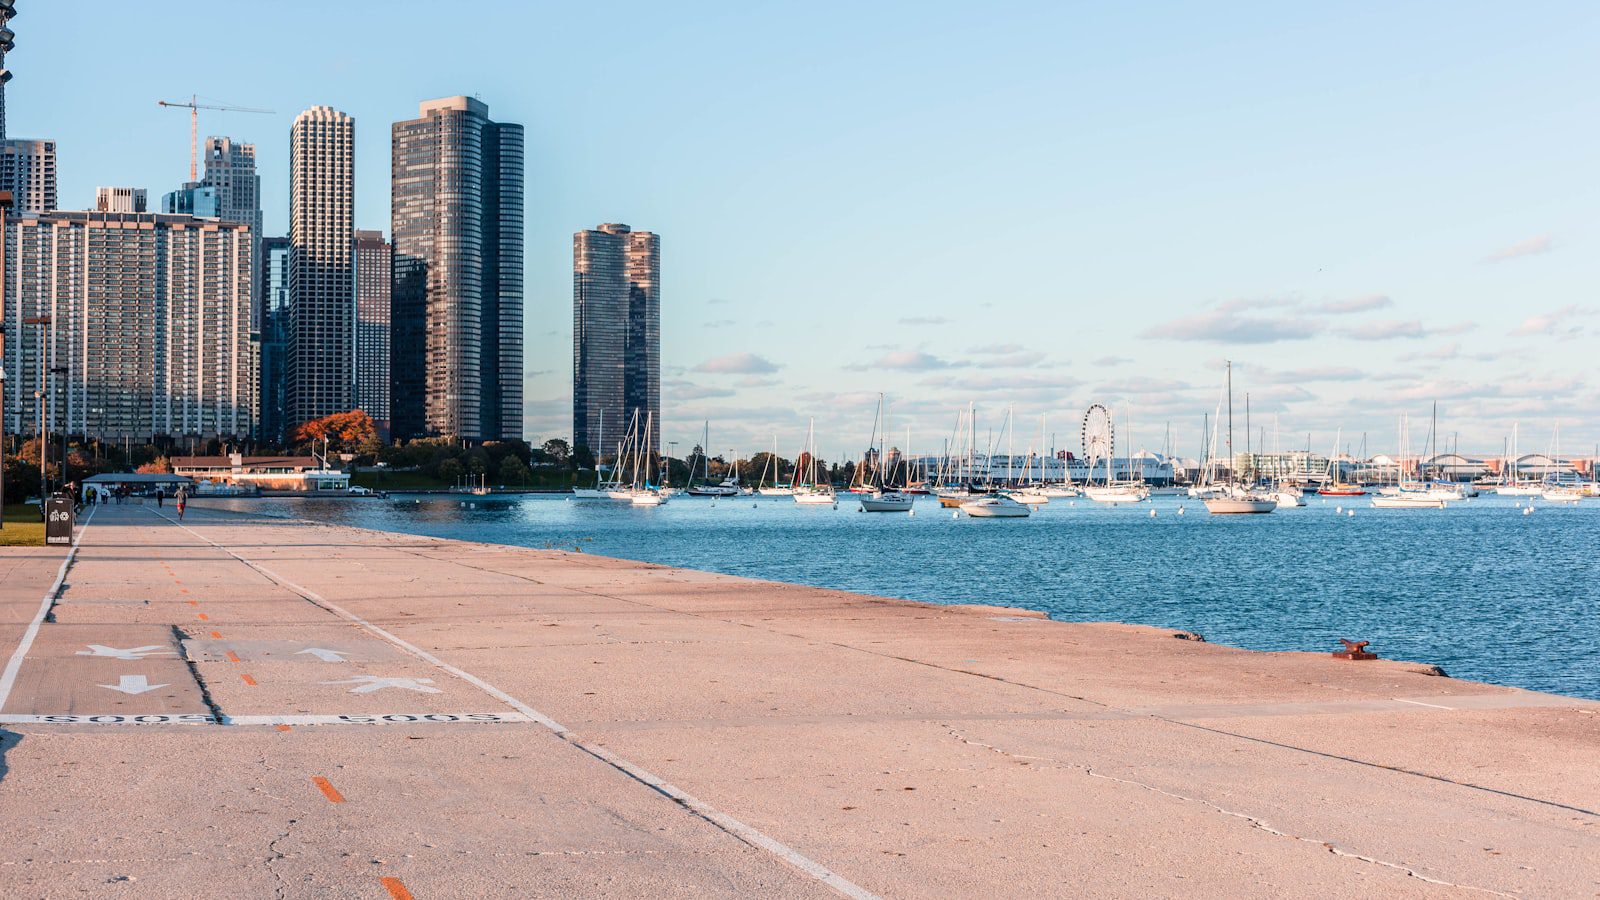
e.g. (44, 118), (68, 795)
(196, 613), (209, 621)
(312, 776), (346, 804)
(209, 631), (222, 639)
(187, 599), (199, 606)
(380, 876), (414, 900)
(225, 651), (241, 663)
(240, 673), (258, 686)
(274, 724), (291, 732)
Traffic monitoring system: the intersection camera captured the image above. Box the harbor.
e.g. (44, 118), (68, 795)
(1, 503), (1597, 896)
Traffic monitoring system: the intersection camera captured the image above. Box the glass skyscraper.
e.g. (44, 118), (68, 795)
(390, 96), (523, 442)
(354, 229), (392, 435)
(572, 224), (660, 455)
(257, 236), (291, 445)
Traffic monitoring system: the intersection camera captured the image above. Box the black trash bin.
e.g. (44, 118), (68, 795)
(45, 493), (74, 546)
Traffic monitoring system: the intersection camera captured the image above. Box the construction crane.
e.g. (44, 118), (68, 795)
(157, 95), (273, 182)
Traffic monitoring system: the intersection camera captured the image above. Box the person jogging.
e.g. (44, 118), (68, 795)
(175, 486), (187, 521)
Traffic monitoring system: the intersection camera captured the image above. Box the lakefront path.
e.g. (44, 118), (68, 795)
(0, 502), (1596, 897)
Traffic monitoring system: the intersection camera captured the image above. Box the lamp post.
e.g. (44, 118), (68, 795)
(51, 364), (68, 501)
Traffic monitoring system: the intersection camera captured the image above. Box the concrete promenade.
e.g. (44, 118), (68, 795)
(0, 503), (1597, 898)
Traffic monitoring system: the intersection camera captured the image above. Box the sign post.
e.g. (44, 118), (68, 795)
(44, 493), (73, 546)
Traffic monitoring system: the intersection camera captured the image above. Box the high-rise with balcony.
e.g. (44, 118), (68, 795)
(0, 2), (55, 213)
(2, 210), (254, 442)
(572, 223), (660, 454)
(391, 96), (523, 442)
(354, 229), (391, 436)
(287, 105), (355, 430)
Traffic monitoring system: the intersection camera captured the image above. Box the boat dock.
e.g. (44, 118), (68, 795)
(1, 503), (1596, 896)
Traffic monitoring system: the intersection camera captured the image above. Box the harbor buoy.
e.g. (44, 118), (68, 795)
(908, 508), (915, 517)
(1523, 506), (1533, 516)
(753, 502), (758, 508)
(1335, 505), (1342, 513)
(1149, 509), (1157, 518)
(1177, 506), (1185, 515)
(1347, 509), (1354, 518)
(832, 503), (839, 510)
(952, 510), (959, 519)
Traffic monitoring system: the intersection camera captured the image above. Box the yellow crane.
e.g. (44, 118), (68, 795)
(156, 95), (273, 182)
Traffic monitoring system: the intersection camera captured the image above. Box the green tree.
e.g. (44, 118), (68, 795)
(499, 456), (531, 485)
(437, 458), (465, 485)
(541, 438), (571, 466)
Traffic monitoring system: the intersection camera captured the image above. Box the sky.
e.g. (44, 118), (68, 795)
(17, 1), (1600, 461)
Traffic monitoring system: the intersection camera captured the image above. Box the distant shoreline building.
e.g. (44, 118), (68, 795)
(573, 223), (659, 455)
(2, 210), (254, 442)
(354, 229), (392, 436)
(390, 96), (524, 442)
(287, 105), (356, 431)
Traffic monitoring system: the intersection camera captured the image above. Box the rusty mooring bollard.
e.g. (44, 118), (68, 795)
(1332, 639), (1378, 660)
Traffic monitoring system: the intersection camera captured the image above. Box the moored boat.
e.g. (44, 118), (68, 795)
(960, 494), (1030, 517)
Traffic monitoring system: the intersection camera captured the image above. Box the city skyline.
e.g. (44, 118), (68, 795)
(11, 2), (1600, 456)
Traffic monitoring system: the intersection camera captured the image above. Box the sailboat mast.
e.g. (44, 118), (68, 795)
(1225, 361), (1234, 484)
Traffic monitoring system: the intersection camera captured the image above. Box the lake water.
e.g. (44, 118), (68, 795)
(238, 491), (1600, 700)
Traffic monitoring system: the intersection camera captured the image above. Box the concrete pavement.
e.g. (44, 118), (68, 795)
(0, 502), (1596, 897)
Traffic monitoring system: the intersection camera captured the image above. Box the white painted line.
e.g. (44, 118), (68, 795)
(1393, 697), (1457, 711)
(0, 712), (534, 726)
(322, 675), (442, 694)
(0, 713), (216, 725)
(77, 644), (174, 660)
(225, 712), (533, 726)
(153, 506), (880, 900)
(0, 504), (96, 712)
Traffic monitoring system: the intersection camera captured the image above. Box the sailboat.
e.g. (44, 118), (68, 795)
(1202, 362), (1276, 514)
(935, 402), (988, 507)
(1268, 416), (1305, 508)
(626, 412), (670, 505)
(573, 411), (615, 500)
(1370, 414), (1444, 508)
(961, 407), (1029, 517)
(1007, 414), (1053, 505)
(793, 418), (836, 504)
(1541, 422), (1584, 502)
(755, 436), (794, 496)
(684, 422), (740, 497)
(1317, 428), (1365, 496)
(856, 395), (915, 512)
(1084, 406), (1150, 503)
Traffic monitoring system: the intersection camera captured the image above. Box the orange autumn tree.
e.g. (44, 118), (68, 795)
(289, 410), (377, 453)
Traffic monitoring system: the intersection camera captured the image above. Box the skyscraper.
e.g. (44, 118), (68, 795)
(354, 229), (391, 436)
(0, 3), (55, 214)
(390, 96), (523, 442)
(201, 137), (261, 238)
(287, 105), (355, 430)
(3, 210), (254, 442)
(160, 182), (218, 217)
(257, 236), (291, 445)
(572, 224), (660, 454)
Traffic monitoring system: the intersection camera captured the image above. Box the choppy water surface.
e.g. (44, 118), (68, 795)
(241, 492), (1600, 700)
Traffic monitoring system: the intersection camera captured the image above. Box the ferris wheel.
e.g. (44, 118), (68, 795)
(1081, 404), (1114, 461)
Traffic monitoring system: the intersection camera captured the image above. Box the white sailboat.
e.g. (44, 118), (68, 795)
(962, 407), (1029, 517)
(857, 395), (914, 512)
(1202, 363), (1276, 514)
(755, 435), (794, 496)
(684, 422), (740, 497)
(573, 410), (617, 500)
(1371, 415), (1444, 508)
(793, 418), (836, 504)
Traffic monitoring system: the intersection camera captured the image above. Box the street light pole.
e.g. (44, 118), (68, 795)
(0, 190), (11, 528)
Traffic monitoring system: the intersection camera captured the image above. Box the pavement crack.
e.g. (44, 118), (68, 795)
(171, 624), (225, 723)
(942, 724), (1514, 897)
(265, 816), (298, 900)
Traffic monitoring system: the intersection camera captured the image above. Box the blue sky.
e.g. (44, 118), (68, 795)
(20, 2), (1599, 459)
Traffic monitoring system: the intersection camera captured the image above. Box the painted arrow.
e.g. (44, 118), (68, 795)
(296, 647), (348, 663)
(77, 644), (173, 661)
(321, 675), (441, 695)
(100, 675), (168, 695)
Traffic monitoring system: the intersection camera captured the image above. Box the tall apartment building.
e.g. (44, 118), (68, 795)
(257, 236), (291, 445)
(2, 211), (254, 441)
(391, 96), (523, 442)
(0, 4), (55, 213)
(354, 229), (391, 435)
(94, 186), (146, 213)
(572, 224), (660, 454)
(287, 105), (355, 430)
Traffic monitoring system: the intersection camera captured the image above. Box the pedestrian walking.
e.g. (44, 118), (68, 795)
(175, 486), (187, 521)
(156, 487), (164, 508)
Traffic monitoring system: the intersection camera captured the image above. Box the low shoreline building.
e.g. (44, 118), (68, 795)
(171, 454), (349, 492)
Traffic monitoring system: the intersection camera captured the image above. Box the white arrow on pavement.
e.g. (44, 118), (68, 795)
(321, 675), (442, 695)
(77, 645), (173, 661)
(100, 675), (168, 695)
(296, 647), (349, 663)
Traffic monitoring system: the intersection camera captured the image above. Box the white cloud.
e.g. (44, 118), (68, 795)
(693, 352), (781, 374)
(1510, 305), (1596, 338)
(1143, 309), (1323, 344)
(1484, 234), (1553, 263)
(848, 350), (965, 371)
(1314, 294), (1392, 315)
(1340, 320), (1475, 341)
